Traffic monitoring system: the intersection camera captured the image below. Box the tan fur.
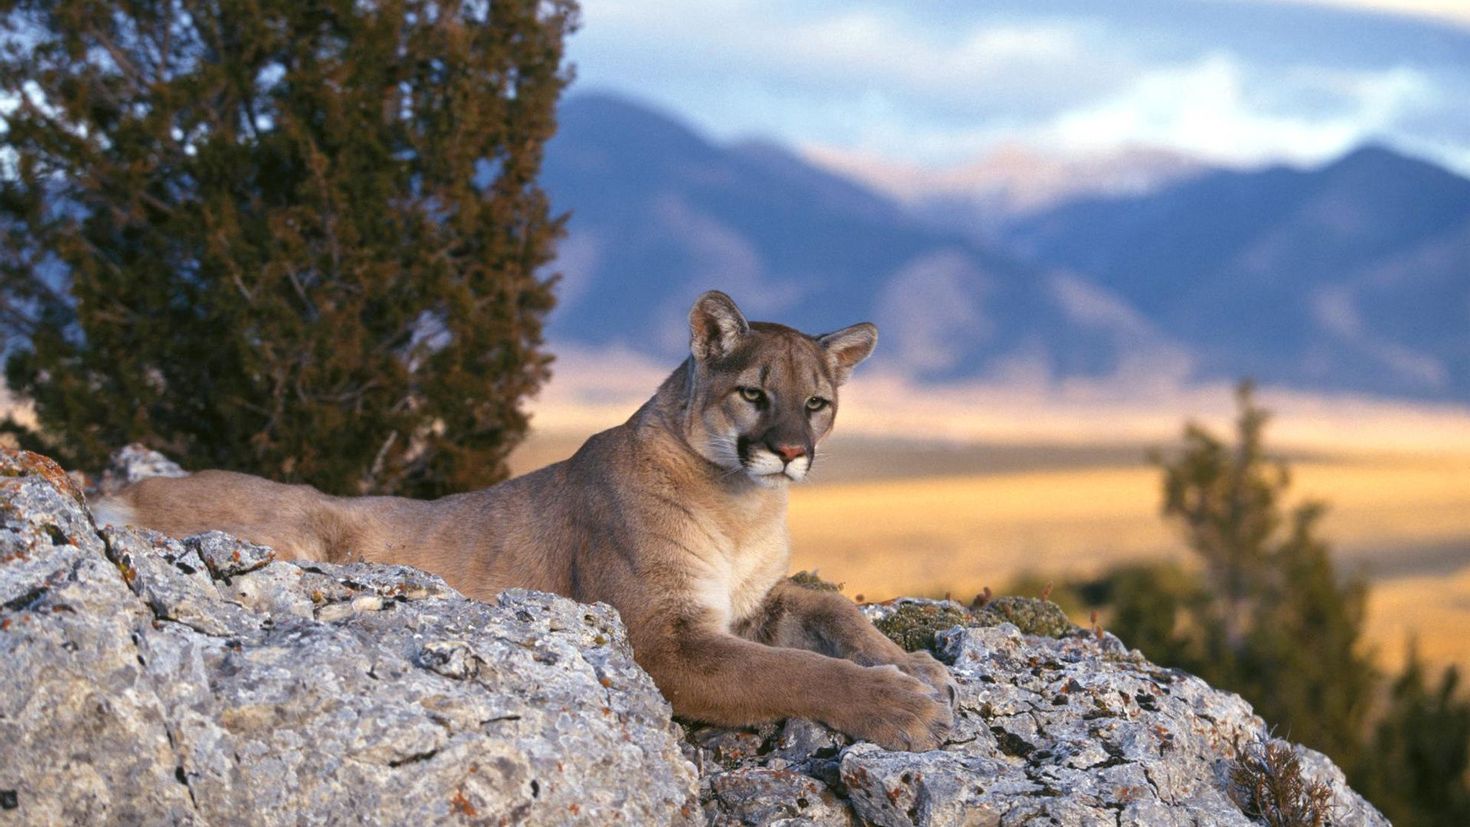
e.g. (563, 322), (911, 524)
(102, 292), (954, 750)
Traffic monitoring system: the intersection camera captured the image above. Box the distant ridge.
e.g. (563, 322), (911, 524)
(1005, 143), (1470, 401)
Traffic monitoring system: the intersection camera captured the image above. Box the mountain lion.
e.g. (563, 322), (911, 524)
(97, 291), (955, 750)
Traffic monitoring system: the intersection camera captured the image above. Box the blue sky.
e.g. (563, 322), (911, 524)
(564, 0), (1470, 174)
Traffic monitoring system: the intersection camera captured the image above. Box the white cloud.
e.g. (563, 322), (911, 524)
(785, 52), (1442, 171)
(592, 0), (1091, 91)
(1037, 53), (1436, 166)
(781, 11), (1087, 94)
(1264, 0), (1470, 30)
(576, 0), (1129, 125)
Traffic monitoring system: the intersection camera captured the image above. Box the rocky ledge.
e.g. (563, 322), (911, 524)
(0, 449), (1386, 826)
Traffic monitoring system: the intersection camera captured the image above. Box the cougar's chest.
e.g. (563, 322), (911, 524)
(694, 496), (791, 630)
(723, 519), (791, 624)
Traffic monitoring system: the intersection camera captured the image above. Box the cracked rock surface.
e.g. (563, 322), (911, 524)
(2, 448), (1387, 826)
(0, 450), (699, 825)
(691, 602), (1389, 826)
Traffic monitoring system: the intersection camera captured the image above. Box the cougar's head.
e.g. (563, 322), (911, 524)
(684, 291), (877, 486)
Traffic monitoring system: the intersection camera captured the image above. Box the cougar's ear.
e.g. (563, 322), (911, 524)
(818, 323), (878, 384)
(689, 291), (750, 362)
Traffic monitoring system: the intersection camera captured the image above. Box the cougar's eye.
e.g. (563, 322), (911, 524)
(806, 396), (829, 412)
(739, 386), (766, 404)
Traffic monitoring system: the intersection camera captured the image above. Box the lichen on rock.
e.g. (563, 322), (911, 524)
(699, 609), (1387, 826)
(182, 529), (275, 577)
(871, 599), (976, 653)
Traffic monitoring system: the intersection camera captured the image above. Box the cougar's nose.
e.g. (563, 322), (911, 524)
(772, 443), (807, 463)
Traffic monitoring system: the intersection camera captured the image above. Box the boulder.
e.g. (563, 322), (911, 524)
(0, 450), (700, 825)
(1, 448), (1387, 825)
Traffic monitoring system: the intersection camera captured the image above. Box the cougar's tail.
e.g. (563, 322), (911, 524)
(89, 494), (137, 529)
(91, 470), (358, 563)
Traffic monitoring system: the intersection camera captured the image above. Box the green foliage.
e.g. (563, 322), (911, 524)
(0, 0), (579, 496)
(1236, 500), (1372, 765)
(1074, 562), (1206, 669)
(1354, 647), (1470, 827)
(1156, 381), (1294, 648)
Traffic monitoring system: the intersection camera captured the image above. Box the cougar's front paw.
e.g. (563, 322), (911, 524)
(900, 650), (959, 708)
(839, 665), (953, 752)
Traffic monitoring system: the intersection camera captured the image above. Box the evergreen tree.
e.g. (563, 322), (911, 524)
(1356, 647), (1470, 827)
(1158, 382), (1289, 652)
(0, 0), (578, 496)
(1237, 498), (1372, 766)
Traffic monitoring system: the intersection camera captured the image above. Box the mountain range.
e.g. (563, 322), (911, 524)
(539, 92), (1470, 403)
(1003, 146), (1470, 402)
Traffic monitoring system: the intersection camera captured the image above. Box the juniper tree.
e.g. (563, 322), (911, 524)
(0, 0), (578, 496)
(1157, 382), (1290, 651)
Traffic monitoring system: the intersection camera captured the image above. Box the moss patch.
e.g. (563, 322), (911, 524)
(978, 596), (1074, 638)
(875, 602), (975, 653)
(876, 597), (1077, 653)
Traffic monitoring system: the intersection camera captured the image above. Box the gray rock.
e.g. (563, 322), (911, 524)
(102, 525), (251, 636)
(687, 717), (857, 826)
(0, 450), (1389, 826)
(0, 451), (198, 824)
(181, 530), (275, 577)
(1, 449), (700, 825)
(704, 766), (855, 826)
(97, 443), (187, 494)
